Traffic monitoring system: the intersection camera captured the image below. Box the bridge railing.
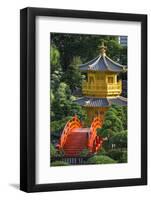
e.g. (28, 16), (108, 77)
(88, 116), (103, 152)
(57, 115), (82, 150)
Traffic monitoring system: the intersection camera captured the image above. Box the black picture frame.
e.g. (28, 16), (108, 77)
(20, 7), (147, 192)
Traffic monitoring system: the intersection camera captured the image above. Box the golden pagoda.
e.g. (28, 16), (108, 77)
(75, 43), (127, 122)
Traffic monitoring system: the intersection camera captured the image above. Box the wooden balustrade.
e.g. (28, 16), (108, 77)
(57, 115), (104, 155)
(82, 80), (122, 96)
(57, 115), (82, 150)
(87, 116), (103, 152)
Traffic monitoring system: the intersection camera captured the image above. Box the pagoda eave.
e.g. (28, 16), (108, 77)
(74, 96), (127, 107)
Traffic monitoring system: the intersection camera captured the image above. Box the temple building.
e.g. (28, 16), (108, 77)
(75, 43), (127, 122)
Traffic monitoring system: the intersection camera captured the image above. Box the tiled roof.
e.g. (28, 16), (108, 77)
(108, 96), (127, 106)
(80, 55), (126, 72)
(74, 96), (127, 107)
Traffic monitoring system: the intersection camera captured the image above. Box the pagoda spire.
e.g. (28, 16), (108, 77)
(99, 42), (107, 56)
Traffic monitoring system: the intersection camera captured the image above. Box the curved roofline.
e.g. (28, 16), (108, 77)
(79, 53), (127, 72)
(74, 96), (127, 107)
(79, 56), (100, 68)
(89, 56), (101, 67)
(102, 55), (110, 71)
(105, 55), (126, 68)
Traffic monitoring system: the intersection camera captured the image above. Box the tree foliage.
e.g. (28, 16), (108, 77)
(51, 33), (127, 72)
(51, 81), (87, 122)
(97, 106), (124, 140)
(64, 56), (83, 91)
(50, 45), (63, 91)
(96, 104), (127, 163)
(109, 130), (127, 149)
(51, 161), (69, 166)
(79, 148), (89, 157)
(50, 143), (57, 159)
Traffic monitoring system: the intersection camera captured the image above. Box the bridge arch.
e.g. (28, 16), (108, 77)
(57, 115), (104, 156)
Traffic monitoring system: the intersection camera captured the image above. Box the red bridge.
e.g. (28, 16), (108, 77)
(56, 115), (103, 156)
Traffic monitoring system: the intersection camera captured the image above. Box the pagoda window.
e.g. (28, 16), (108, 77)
(108, 76), (114, 83)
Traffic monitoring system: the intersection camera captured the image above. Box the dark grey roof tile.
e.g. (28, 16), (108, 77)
(74, 96), (127, 107)
(80, 55), (126, 72)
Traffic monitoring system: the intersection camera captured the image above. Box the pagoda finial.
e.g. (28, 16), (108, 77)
(99, 42), (107, 56)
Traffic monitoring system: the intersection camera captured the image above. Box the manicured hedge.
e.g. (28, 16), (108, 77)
(51, 161), (69, 166)
(87, 155), (117, 164)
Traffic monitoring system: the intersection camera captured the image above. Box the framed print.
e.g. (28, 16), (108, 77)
(20, 7), (147, 192)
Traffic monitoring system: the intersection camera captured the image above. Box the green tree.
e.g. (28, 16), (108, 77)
(52, 82), (71, 120)
(50, 45), (63, 91)
(109, 130), (127, 150)
(50, 45), (61, 72)
(97, 108), (123, 139)
(107, 149), (127, 163)
(111, 104), (127, 129)
(97, 104), (127, 151)
(51, 33), (126, 73)
(106, 39), (122, 62)
(67, 102), (88, 121)
(50, 143), (57, 159)
(122, 106), (127, 129)
(120, 151), (127, 163)
(51, 81), (88, 122)
(64, 56), (83, 91)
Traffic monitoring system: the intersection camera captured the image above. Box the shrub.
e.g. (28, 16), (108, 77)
(51, 161), (69, 166)
(107, 149), (127, 163)
(50, 143), (57, 159)
(79, 148), (89, 157)
(107, 149), (123, 161)
(51, 116), (72, 133)
(87, 155), (117, 164)
(96, 147), (107, 156)
(109, 131), (127, 149)
(120, 151), (127, 163)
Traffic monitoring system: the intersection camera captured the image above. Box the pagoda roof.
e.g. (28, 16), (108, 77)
(74, 96), (127, 107)
(80, 55), (126, 72)
(79, 43), (127, 72)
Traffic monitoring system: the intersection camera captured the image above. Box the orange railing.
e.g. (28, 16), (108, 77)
(57, 115), (103, 153)
(87, 116), (103, 153)
(57, 115), (82, 150)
